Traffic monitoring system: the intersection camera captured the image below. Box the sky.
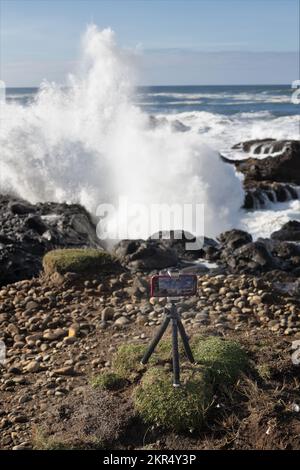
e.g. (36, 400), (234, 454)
(0, 0), (299, 86)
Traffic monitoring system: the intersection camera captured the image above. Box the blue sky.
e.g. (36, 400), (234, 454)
(0, 0), (299, 86)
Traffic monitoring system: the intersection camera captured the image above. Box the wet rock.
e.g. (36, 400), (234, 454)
(9, 201), (34, 215)
(215, 229), (300, 275)
(271, 220), (300, 241)
(243, 182), (299, 209)
(223, 139), (300, 185)
(149, 230), (219, 261)
(24, 215), (48, 235)
(218, 229), (253, 251)
(0, 195), (104, 286)
(114, 239), (178, 270)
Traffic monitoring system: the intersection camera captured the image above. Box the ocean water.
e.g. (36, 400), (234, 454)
(6, 84), (299, 162)
(1, 27), (300, 240)
(6, 84), (298, 115)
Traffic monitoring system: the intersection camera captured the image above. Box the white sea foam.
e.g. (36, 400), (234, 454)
(135, 100), (204, 106)
(155, 111), (299, 160)
(6, 93), (35, 100)
(241, 200), (300, 240)
(0, 25), (244, 239)
(142, 91), (292, 104)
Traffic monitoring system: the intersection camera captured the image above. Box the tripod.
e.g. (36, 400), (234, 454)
(141, 299), (195, 387)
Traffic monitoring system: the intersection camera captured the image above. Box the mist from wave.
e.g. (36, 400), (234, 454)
(3, 33), (299, 240)
(0, 26), (244, 240)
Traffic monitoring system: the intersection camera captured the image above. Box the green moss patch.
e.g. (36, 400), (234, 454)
(112, 336), (248, 432)
(90, 372), (125, 390)
(192, 336), (248, 385)
(43, 248), (119, 275)
(111, 339), (183, 381)
(133, 367), (212, 432)
(112, 344), (147, 381)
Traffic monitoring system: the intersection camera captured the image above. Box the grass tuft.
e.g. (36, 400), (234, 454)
(43, 248), (119, 275)
(90, 371), (125, 390)
(112, 344), (147, 381)
(32, 427), (104, 450)
(133, 366), (212, 432)
(192, 336), (248, 385)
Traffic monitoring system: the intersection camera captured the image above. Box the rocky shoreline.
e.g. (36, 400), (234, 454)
(1, 139), (300, 286)
(222, 139), (300, 209)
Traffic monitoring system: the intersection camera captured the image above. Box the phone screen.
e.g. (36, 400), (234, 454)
(151, 275), (197, 297)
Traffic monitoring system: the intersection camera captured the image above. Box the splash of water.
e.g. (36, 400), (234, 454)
(0, 25), (244, 238)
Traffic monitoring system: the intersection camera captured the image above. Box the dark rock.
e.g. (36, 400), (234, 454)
(236, 242), (273, 267)
(243, 182), (299, 209)
(264, 238), (300, 259)
(0, 245), (41, 286)
(24, 215), (47, 235)
(223, 140), (300, 185)
(232, 138), (277, 153)
(0, 195), (103, 286)
(9, 201), (35, 215)
(218, 229), (253, 250)
(148, 230), (219, 261)
(271, 220), (300, 241)
(220, 240), (275, 274)
(243, 192), (255, 210)
(217, 228), (300, 275)
(113, 239), (178, 270)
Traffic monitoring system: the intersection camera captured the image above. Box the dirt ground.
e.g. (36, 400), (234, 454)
(33, 325), (300, 451)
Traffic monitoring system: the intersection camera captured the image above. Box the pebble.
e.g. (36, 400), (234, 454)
(114, 316), (130, 327)
(12, 443), (31, 450)
(23, 361), (41, 373)
(52, 366), (75, 376)
(25, 300), (39, 311)
(43, 329), (66, 341)
(101, 306), (114, 321)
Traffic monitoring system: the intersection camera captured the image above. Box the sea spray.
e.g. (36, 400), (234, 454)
(0, 25), (244, 239)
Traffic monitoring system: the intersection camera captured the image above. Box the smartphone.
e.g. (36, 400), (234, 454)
(150, 274), (197, 298)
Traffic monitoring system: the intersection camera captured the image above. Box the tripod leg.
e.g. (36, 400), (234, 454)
(172, 318), (180, 387)
(177, 319), (195, 364)
(141, 315), (170, 364)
